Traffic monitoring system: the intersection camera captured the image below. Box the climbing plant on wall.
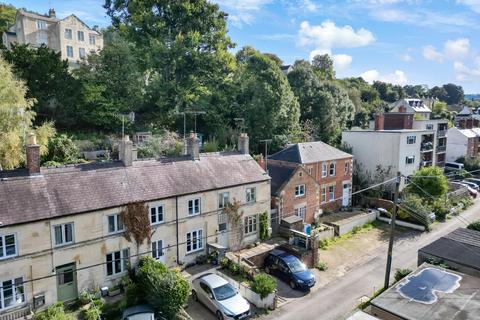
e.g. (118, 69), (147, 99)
(259, 211), (269, 240)
(121, 202), (152, 245)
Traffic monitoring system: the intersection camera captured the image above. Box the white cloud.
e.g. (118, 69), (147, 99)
(457, 0), (480, 13)
(422, 45), (443, 62)
(360, 69), (408, 85)
(213, 0), (272, 27)
(309, 48), (332, 60)
(399, 53), (413, 62)
(332, 54), (353, 71)
(444, 38), (470, 60)
(298, 20), (375, 50)
(301, 0), (318, 12)
(453, 60), (480, 81)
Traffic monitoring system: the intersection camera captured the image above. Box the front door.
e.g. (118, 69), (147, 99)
(56, 263), (78, 302)
(218, 223), (229, 248)
(342, 183), (350, 207)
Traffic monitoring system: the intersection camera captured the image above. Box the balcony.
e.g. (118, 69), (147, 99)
(420, 160), (433, 168)
(436, 145), (447, 153)
(437, 130), (447, 137)
(420, 141), (434, 152)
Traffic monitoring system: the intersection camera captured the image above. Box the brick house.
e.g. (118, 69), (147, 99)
(268, 142), (353, 225)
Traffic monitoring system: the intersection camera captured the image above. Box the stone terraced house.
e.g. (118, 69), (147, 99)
(0, 133), (270, 318)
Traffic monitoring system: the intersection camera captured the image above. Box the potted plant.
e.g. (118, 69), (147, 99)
(209, 250), (219, 265)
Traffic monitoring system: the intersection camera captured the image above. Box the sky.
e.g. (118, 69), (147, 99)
(8, 0), (480, 93)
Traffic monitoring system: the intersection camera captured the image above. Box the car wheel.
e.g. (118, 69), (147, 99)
(216, 310), (224, 320)
(290, 280), (296, 290)
(191, 290), (198, 301)
(265, 266), (270, 274)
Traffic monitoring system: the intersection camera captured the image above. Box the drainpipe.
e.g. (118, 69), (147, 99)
(175, 196), (180, 265)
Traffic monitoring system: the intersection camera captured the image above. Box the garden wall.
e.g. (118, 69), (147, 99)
(326, 211), (377, 236)
(377, 216), (425, 231)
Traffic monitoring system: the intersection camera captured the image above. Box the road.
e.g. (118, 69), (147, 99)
(262, 200), (480, 320)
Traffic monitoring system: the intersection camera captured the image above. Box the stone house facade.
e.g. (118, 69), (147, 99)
(268, 141), (353, 225)
(0, 133), (269, 316)
(2, 9), (103, 65)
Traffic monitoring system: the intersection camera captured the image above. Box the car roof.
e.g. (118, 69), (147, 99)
(200, 273), (229, 288)
(269, 249), (298, 262)
(122, 305), (155, 318)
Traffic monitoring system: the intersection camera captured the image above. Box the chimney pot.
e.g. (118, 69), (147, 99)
(187, 131), (200, 160)
(238, 133), (249, 155)
(48, 8), (56, 18)
(374, 113), (385, 131)
(26, 133), (40, 175)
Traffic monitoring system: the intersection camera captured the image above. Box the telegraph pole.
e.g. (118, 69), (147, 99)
(184, 110), (206, 135)
(260, 139), (272, 173)
(384, 171), (401, 289)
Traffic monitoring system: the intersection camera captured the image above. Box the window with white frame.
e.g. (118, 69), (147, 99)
(36, 31), (48, 45)
(406, 156), (415, 164)
(295, 184), (305, 197)
(426, 124), (434, 130)
(36, 20), (46, 30)
(344, 161), (349, 175)
(89, 34), (96, 45)
(329, 185), (335, 200)
(64, 28), (72, 39)
(151, 240), (164, 260)
(77, 31), (84, 41)
(329, 163), (336, 176)
(53, 223), (74, 246)
(406, 136), (416, 144)
(107, 214), (124, 234)
(79, 47), (86, 59)
(295, 206), (306, 221)
(66, 45), (73, 58)
(321, 186), (327, 203)
(322, 163), (327, 177)
(188, 198), (201, 215)
(244, 215), (257, 234)
(218, 192), (229, 209)
(150, 205), (164, 225)
(0, 277), (25, 310)
(0, 234), (17, 260)
(186, 229), (203, 253)
(106, 249), (129, 276)
(246, 187), (256, 203)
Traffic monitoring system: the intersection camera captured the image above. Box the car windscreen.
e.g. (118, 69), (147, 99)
(286, 258), (307, 273)
(213, 283), (237, 301)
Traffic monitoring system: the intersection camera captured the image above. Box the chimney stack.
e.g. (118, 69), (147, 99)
(187, 132), (200, 160)
(119, 135), (133, 167)
(48, 8), (56, 18)
(374, 113), (385, 131)
(238, 133), (249, 155)
(26, 133), (40, 175)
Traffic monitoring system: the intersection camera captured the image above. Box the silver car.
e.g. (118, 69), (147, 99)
(191, 273), (250, 320)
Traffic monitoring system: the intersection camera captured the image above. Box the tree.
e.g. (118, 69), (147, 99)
(407, 166), (448, 201)
(403, 85), (428, 98)
(0, 3), (16, 33)
(467, 220), (480, 232)
(263, 53), (283, 66)
(442, 83), (464, 105)
(311, 54), (335, 80)
(105, 0), (236, 130)
(42, 134), (79, 165)
(0, 57), (54, 170)
(137, 257), (190, 319)
(235, 50), (300, 152)
(428, 86), (448, 102)
(2, 44), (80, 129)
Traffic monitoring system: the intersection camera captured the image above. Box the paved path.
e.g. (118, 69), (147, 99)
(262, 201), (480, 320)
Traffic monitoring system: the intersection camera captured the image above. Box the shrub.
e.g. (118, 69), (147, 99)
(204, 138), (219, 152)
(250, 273), (277, 299)
(432, 200), (449, 221)
(467, 220), (480, 231)
(137, 257), (190, 319)
(394, 268), (412, 282)
(220, 257), (230, 269)
(259, 211), (269, 240)
(82, 299), (103, 320)
(34, 302), (72, 320)
(351, 226), (361, 234)
(316, 261), (328, 271)
(42, 134), (79, 164)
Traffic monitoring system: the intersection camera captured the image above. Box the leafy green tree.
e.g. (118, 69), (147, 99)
(442, 83), (464, 105)
(2, 44), (80, 128)
(311, 54), (335, 80)
(0, 3), (16, 33)
(467, 220), (480, 232)
(42, 134), (79, 164)
(75, 31), (144, 132)
(0, 57), (54, 170)
(264, 53), (283, 66)
(105, 0), (236, 130)
(234, 49), (300, 152)
(408, 166), (448, 201)
(403, 85), (428, 98)
(428, 86), (448, 102)
(250, 273), (277, 299)
(318, 81), (355, 132)
(137, 257), (190, 319)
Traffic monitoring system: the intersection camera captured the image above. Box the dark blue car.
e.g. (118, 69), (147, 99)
(264, 249), (316, 291)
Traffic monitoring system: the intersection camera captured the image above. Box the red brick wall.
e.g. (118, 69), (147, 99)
(278, 168), (319, 224)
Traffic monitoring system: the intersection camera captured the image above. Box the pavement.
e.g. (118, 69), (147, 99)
(260, 200), (480, 320)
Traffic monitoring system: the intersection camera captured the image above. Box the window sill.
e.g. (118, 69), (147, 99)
(53, 242), (75, 248)
(294, 194), (306, 198)
(185, 248), (205, 255)
(187, 213), (201, 217)
(151, 222), (165, 227)
(107, 231), (125, 236)
(106, 271), (128, 280)
(0, 254), (18, 261)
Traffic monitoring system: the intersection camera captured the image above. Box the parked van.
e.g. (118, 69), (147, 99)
(444, 162), (464, 172)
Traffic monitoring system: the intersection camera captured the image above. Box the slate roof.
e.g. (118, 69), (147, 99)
(0, 152), (269, 227)
(268, 162), (296, 196)
(419, 228), (480, 270)
(269, 141), (352, 164)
